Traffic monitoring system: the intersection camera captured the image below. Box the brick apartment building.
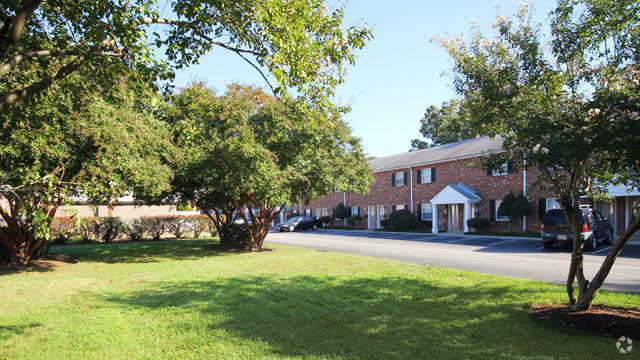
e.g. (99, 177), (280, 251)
(300, 136), (639, 237)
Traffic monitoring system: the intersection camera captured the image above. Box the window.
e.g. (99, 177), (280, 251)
(421, 203), (433, 220)
(317, 208), (328, 217)
(351, 207), (359, 216)
(305, 208), (311, 216)
(492, 163), (509, 176)
(395, 204), (405, 211)
(421, 168), (432, 184)
(495, 200), (509, 221)
(547, 198), (560, 210)
(394, 171), (405, 187)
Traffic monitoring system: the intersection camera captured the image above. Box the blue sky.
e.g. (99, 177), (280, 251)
(172, 1), (556, 157)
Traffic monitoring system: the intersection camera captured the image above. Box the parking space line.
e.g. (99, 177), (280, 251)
(591, 246), (612, 255)
(537, 246), (545, 250)
(486, 239), (519, 247)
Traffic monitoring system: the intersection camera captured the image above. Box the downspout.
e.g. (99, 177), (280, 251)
(343, 191), (347, 227)
(523, 164), (527, 231)
(409, 166), (414, 213)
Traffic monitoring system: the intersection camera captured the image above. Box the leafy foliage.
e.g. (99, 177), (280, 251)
(124, 218), (146, 242)
(96, 217), (125, 243)
(333, 203), (349, 220)
(411, 98), (479, 150)
(167, 83), (372, 250)
(436, 0), (640, 310)
(388, 209), (415, 231)
(466, 217), (489, 230)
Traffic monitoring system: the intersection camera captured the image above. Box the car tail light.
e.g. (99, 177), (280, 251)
(582, 222), (589, 233)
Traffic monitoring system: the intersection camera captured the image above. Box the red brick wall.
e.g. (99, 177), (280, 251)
(307, 156), (555, 232)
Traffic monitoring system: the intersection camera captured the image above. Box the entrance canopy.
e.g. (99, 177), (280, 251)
(430, 183), (481, 233)
(431, 183), (481, 205)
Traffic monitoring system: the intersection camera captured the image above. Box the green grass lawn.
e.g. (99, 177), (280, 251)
(1, 239), (638, 360)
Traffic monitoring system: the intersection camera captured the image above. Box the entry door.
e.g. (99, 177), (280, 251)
(449, 204), (461, 232)
(377, 205), (385, 228)
(367, 206), (375, 229)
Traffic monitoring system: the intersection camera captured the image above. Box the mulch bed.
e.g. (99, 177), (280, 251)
(529, 304), (640, 338)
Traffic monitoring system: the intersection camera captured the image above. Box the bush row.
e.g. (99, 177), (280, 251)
(50, 215), (216, 244)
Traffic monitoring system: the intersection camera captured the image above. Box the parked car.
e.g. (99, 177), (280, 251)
(276, 216), (320, 232)
(541, 208), (613, 251)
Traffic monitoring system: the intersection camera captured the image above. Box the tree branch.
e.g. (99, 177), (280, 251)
(0, 48), (123, 78)
(0, 56), (85, 112)
(0, 0), (44, 59)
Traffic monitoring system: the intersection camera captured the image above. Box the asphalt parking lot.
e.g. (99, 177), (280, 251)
(267, 229), (640, 292)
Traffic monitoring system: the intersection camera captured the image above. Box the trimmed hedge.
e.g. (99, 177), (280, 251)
(388, 209), (415, 231)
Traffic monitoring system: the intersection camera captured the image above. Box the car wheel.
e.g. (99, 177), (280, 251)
(586, 235), (597, 251)
(543, 241), (554, 250)
(289, 225), (295, 232)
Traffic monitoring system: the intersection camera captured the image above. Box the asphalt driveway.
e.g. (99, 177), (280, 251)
(266, 229), (640, 293)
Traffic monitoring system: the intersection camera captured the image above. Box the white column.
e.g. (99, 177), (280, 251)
(522, 167), (527, 232)
(432, 204), (439, 233)
(463, 202), (470, 232)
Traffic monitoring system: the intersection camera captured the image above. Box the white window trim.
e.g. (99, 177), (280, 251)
(547, 198), (560, 210)
(492, 163), (509, 176)
(421, 203), (433, 221)
(395, 171), (405, 187)
(495, 200), (509, 221)
(421, 168), (432, 184)
(395, 204), (405, 211)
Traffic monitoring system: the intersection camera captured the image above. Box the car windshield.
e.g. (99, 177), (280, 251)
(285, 216), (301, 224)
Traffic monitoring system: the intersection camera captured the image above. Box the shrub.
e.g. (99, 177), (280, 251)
(333, 203), (348, 220)
(219, 223), (249, 249)
(78, 217), (99, 242)
(380, 219), (389, 229)
(166, 216), (189, 239)
(97, 217), (125, 243)
(319, 215), (332, 225)
(388, 209), (414, 231)
(186, 215), (209, 238)
(50, 217), (76, 244)
(206, 218), (218, 237)
(139, 216), (169, 241)
(0, 237), (9, 264)
(286, 212), (301, 220)
(124, 218), (146, 241)
(467, 217), (489, 230)
(346, 215), (365, 227)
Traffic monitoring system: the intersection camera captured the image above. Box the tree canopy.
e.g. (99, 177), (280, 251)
(0, 0), (372, 113)
(167, 83), (372, 250)
(411, 98), (479, 150)
(437, 0), (639, 311)
(0, 77), (173, 265)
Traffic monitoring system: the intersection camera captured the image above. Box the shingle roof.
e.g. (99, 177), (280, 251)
(367, 136), (503, 173)
(448, 183), (482, 201)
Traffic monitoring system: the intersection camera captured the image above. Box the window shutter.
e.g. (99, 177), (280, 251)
(490, 200), (496, 221)
(348, 206), (352, 216)
(358, 207), (362, 217)
(507, 161), (514, 173)
(417, 169), (422, 184)
(431, 167), (436, 183)
(392, 205), (396, 212)
(487, 167), (492, 176)
(538, 198), (546, 220)
(405, 204), (409, 212)
(404, 171), (408, 186)
(417, 203), (422, 220)
(391, 173), (396, 187)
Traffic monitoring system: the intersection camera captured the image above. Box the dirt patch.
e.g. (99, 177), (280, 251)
(529, 304), (640, 338)
(202, 243), (274, 253)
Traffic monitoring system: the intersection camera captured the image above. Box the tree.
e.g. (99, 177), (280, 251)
(167, 83), (372, 250)
(511, 193), (532, 228)
(0, 1), (372, 114)
(0, 78), (173, 265)
(436, 1), (639, 311)
(334, 203), (349, 227)
(411, 98), (479, 150)
(497, 191), (516, 232)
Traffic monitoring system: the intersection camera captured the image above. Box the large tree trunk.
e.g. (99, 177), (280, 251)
(561, 194), (588, 306)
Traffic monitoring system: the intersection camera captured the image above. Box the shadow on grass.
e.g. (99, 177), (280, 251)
(49, 239), (226, 264)
(0, 323), (40, 341)
(104, 275), (598, 359)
